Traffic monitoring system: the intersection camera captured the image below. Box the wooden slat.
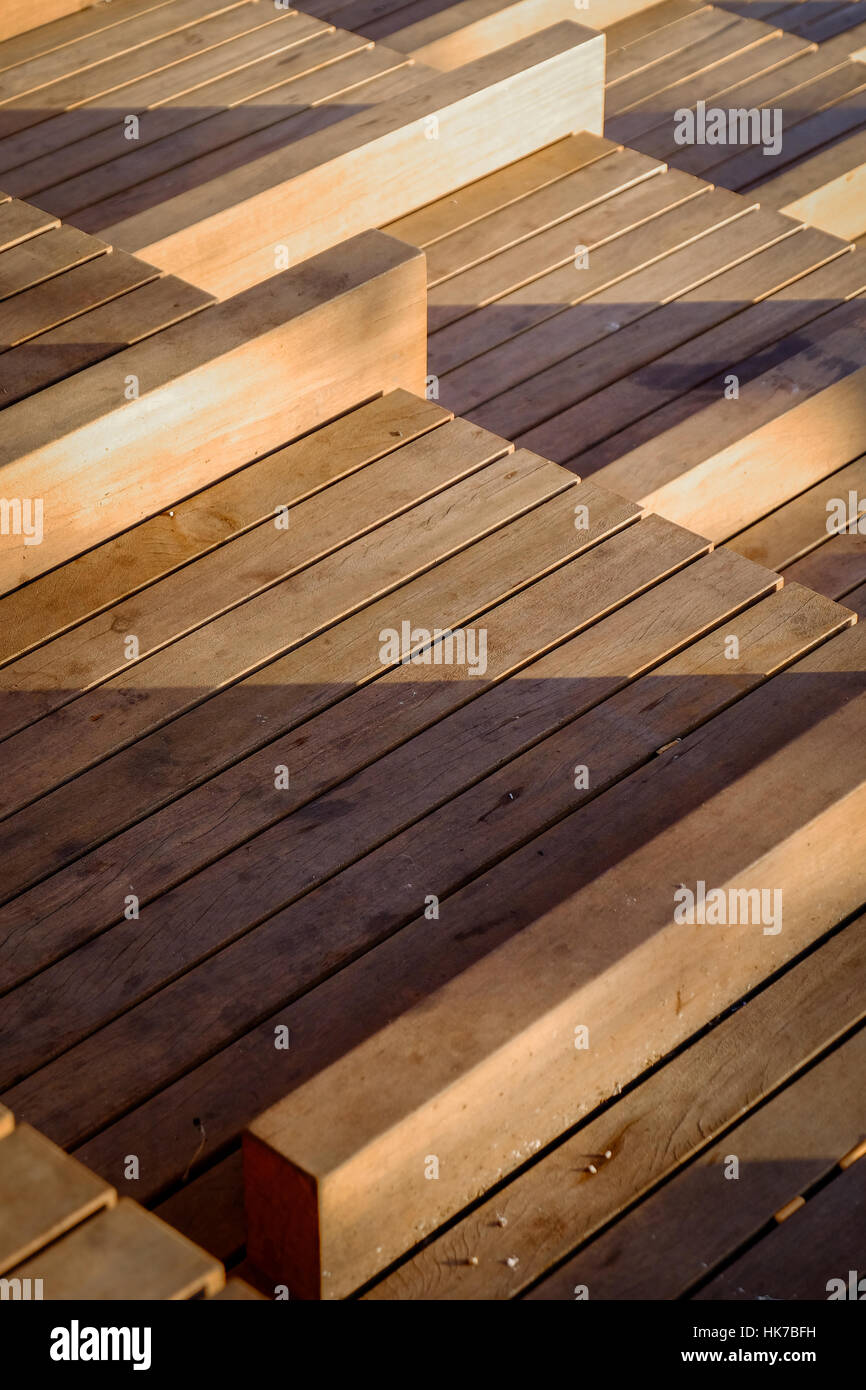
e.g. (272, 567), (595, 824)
(0, 2), (178, 60)
(0, 416), (509, 736)
(0, 1122), (115, 1274)
(695, 1154), (866, 1300)
(728, 454), (866, 570)
(0, 484), (627, 973)
(588, 295), (866, 541)
(0, 229), (426, 592)
(211, 1277), (266, 1299)
(783, 528), (866, 599)
(0, 223), (107, 298)
(528, 1024), (866, 1298)
(0, 272), (213, 407)
(0, 451), (569, 829)
(0, 199), (57, 249)
(91, 24), (606, 296)
(8, 1197), (224, 1299)
(155, 1149), (246, 1265)
(9, 18), (345, 207)
(518, 227), (850, 468)
(242, 620), (866, 1297)
(471, 208), (803, 442)
(0, 1104), (12, 1138)
(576, 246), (866, 476)
(605, 0), (710, 53)
(366, 911), (866, 1298)
(0, 0), (252, 109)
(0, 389), (449, 665)
(429, 181), (742, 382)
(0, 15), (351, 180)
(382, 132), (618, 248)
(56, 44), (416, 228)
(606, 7), (738, 85)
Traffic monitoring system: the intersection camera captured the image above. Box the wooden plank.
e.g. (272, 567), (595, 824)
(758, 125), (866, 240)
(3, 14), (338, 202)
(518, 226), (850, 468)
(0, 228), (426, 592)
(429, 181), (742, 382)
(472, 208), (803, 442)
(695, 1155), (866, 1300)
(0, 416), (510, 736)
(587, 296), (866, 541)
(728, 454), (866, 570)
(0, 0), (251, 108)
(91, 24), (606, 296)
(0, 390), (450, 665)
(0, 273), (213, 407)
(155, 1149), (245, 1264)
(241, 620), (866, 1297)
(0, 1122), (115, 1274)
(382, 133), (618, 248)
(372, 0), (586, 70)
(0, 246), (162, 348)
(366, 910), (866, 1298)
(425, 146), (664, 286)
(0, 484), (628, 968)
(9, 1197), (224, 1298)
(783, 528), (866, 599)
(607, 7), (738, 84)
(605, 1), (710, 53)
(0, 1104), (12, 1138)
(0, 15), (350, 181)
(576, 246), (866, 476)
(0, 223), (107, 299)
(8, 538), (824, 1148)
(528, 1024), (866, 1298)
(427, 156), (692, 333)
(606, 18), (785, 117)
(0, 2), (178, 61)
(0, 448), (568, 826)
(0, 199), (58, 250)
(53, 44), (415, 227)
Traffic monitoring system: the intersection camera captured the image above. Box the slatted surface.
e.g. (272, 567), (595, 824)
(382, 132), (866, 541)
(0, 1107), (231, 1298)
(0, 194), (213, 408)
(0, 389), (859, 1302)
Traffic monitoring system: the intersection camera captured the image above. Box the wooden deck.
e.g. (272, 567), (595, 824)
(0, 0), (864, 1307)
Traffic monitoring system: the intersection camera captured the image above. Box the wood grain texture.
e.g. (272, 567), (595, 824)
(0, 1122), (115, 1275)
(0, 229), (426, 592)
(728, 453), (866, 570)
(366, 911), (866, 1298)
(244, 621), (866, 1297)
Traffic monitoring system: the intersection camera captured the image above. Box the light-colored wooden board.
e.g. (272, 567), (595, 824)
(366, 910), (866, 1298)
(0, 223), (107, 299)
(382, 132), (619, 248)
(0, 272), (212, 407)
(588, 296), (866, 540)
(242, 621), (866, 1297)
(429, 180), (742, 382)
(0, 199), (58, 250)
(695, 1153), (866, 1299)
(0, 229), (426, 592)
(92, 24), (606, 296)
(576, 246), (866, 476)
(605, 0), (710, 52)
(728, 454), (866, 570)
(0, 390), (449, 666)
(0, 1), (178, 60)
(0, 1122), (115, 1274)
(0, 1104), (13, 1139)
(9, 1197), (224, 1299)
(0, 485), (626, 973)
(0, 416), (508, 736)
(528, 1023), (866, 1298)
